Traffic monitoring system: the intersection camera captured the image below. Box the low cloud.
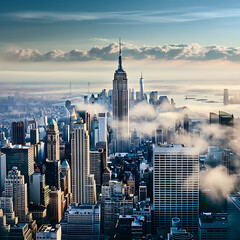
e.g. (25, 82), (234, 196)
(200, 166), (237, 199)
(4, 42), (240, 62)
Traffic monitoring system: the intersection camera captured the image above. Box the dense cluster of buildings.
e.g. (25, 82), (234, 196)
(0, 43), (239, 240)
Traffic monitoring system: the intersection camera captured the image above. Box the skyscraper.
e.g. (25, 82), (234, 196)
(153, 145), (199, 237)
(1, 145), (34, 187)
(12, 121), (25, 145)
(223, 89), (229, 105)
(30, 128), (39, 145)
(45, 159), (61, 190)
(61, 203), (100, 240)
(3, 167), (32, 222)
(139, 72), (144, 100)
(112, 39), (129, 153)
(98, 112), (107, 143)
(71, 121), (96, 204)
(0, 153), (6, 195)
(29, 173), (50, 207)
(47, 120), (60, 161)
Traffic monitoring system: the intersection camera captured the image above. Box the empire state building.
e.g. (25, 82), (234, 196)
(112, 40), (129, 153)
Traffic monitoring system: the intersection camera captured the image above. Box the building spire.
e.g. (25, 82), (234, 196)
(118, 38), (122, 70)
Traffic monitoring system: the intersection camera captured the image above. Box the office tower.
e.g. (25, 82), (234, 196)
(71, 121), (96, 204)
(77, 110), (91, 133)
(0, 197), (18, 225)
(219, 111), (234, 126)
(112, 40), (129, 153)
(86, 175), (97, 204)
(149, 91), (158, 104)
(47, 120), (60, 161)
(183, 114), (189, 132)
(153, 145), (199, 237)
(90, 151), (102, 195)
(45, 160), (61, 190)
(209, 112), (219, 124)
(115, 215), (144, 240)
(29, 173), (50, 207)
(61, 203), (100, 240)
(223, 89), (229, 105)
(167, 217), (193, 240)
(91, 114), (98, 148)
(61, 160), (71, 194)
(36, 224), (62, 240)
(139, 72), (144, 100)
(63, 125), (70, 142)
(2, 145), (34, 186)
(221, 148), (234, 175)
(0, 153), (6, 195)
(8, 223), (32, 239)
(12, 121), (25, 145)
(3, 167), (32, 222)
(98, 113), (107, 143)
(49, 187), (62, 223)
(227, 194), (240, 240)
(139, 182), (147, 201)
(96, 142), (107, 171)
(199, 213), (228, 240)
(30, 128), (39, 145)
(102, 167), (111, 185)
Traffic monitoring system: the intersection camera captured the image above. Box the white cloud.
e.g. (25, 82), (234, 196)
(4, 42), (240, 62)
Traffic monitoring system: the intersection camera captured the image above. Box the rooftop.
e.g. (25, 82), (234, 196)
(38, 224), (60, 233)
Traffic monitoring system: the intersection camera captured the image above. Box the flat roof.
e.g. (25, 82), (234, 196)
(154, 144), (198, 154)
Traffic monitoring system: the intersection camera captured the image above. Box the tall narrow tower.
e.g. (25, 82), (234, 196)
(47, 120), (60, 161)
(140, 72), (144, 100)
(71, 120), (96, 204)
(112, 39), (129, 153)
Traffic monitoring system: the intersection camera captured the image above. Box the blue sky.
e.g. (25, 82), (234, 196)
(2, 0), (240, 93)
(1, 0), (240, 51)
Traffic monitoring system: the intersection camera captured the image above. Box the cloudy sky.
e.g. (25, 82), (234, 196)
(1, 0), (240, 93)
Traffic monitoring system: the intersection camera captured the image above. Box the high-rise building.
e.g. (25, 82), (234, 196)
(0, 153), (6, 195)
(1, 145), (34, 186)
(61, 160), (71, 194)
(112, 40), (129, 153)
(90, 151), (102, 195)
(45, 160), (61, 190)
(139, 72), (144, 100)
(227, 194), (240, 240)
(71, 121), (96, 204)
(102, 167), (111, 186)
(49, 187), (62, 223)
(0, 196), (18, 225)
(30, 128), (39, 145)
(98, 113), (107, 143)
(61, 203), (100, 240)
(63, 125), (70, 142)
(29, 173), (50, 207)
(3, 167), (32, 222)
(221, 148), (234, 175)
(12, 121), (25, 145)
(47, 120), (60, 161)
(223, 89), (229, 105)
(153, 145), (199, 238)
(36, 224), (62, 240)
(198, 213), (228, 240)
